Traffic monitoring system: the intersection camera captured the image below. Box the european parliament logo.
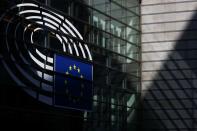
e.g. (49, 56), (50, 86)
(0, 1), (93, 110)
(54, 54), (93, 111)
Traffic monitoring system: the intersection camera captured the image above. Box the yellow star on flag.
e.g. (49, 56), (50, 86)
(73, 64), (76, 70)
(69, 65), (72, 70)
(77, 68), (80, 73)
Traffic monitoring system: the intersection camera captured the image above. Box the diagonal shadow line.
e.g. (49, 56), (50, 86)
(146, 82), (191, 129)
(167, 56), (194, 94)
(163, 61), (196, 111)
(163, 64), (192, 99)
(141, 5), (197, 131)
(144, 101), (179, 130)
(143, 75), (193, 130)
(144, 82), (187, 128)
(164, 67), (196, 115)
(155, 75), (192, 129)
(142, 61), (192, 129)
(166, 56), (197, 125)
(144, 57), (194, 123)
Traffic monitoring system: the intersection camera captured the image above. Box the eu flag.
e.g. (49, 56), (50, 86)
(54, 54), (93, 111)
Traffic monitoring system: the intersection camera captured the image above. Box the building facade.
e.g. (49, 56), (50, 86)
(0, 0), (140, 131)
(141, 0), (197, 131)
(2, 0), (197, 131)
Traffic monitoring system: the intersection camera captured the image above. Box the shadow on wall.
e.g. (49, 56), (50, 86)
(141, 9), (197, 131)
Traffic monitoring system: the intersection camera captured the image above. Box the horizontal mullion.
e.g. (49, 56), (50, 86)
(142, 77), (197, 82)
(142, 48), (197, 53)
(141, 9), (197, 16)
(142, 29), (197, 35)
(142, 19), (197, 25)
(142, 38), (197, 44)
(142, 68), (197, 72)
(141, 0), (197, 7)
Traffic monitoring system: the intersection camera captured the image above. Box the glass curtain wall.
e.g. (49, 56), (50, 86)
(57, 0), (141, 130)
(50, 0), (141, 130)
(0, 0), (140, 130)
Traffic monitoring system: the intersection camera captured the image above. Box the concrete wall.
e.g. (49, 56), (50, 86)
(141, 0), (197, 130)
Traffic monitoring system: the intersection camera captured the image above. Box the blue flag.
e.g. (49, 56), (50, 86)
(54, 54), (93, 111)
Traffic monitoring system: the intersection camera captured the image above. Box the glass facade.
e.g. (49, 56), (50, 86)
(80, 0), (141, 130)
(0, 0), (140, 130)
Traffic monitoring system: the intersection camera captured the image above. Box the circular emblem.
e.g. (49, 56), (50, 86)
(0, 2), (92, 107)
